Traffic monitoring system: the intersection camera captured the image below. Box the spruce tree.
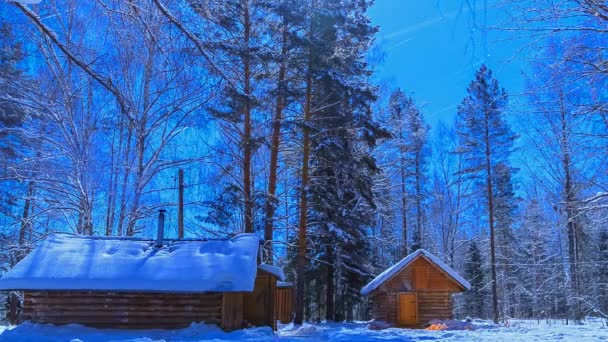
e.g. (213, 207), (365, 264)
(465, 240), (485, 318)
(456, 65), (514, 323)
(304, 0), (381, 322)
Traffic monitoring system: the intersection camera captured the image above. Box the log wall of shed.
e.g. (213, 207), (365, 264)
(22, 291), (231, 329)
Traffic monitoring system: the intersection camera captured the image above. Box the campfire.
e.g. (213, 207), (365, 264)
(425, 319), (476, 331)
(426, 323), (449, 330)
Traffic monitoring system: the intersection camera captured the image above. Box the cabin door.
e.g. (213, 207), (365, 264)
(397, 292), (418, 326)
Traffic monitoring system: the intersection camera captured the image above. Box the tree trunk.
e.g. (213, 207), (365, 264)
(243, 0), (254, 234)
(116, 126), (133, 237)
(415, 150), (422, 248)
(559, 94), (582, 321)
(106, 119), (125, 236)
(295, 1), (315, 324)
(400, 155), (408, 256)
(263, 19), (288, 258)
(18, 181), (35, 245)
(484, 105), (499, 324)
(325, 244), (335, 321)
(178, 169), (184, 239)
(126, 129), (145, 236)
(126, 36), (154, 236)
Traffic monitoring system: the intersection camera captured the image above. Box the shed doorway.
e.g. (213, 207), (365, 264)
(397, 292), (418, 326)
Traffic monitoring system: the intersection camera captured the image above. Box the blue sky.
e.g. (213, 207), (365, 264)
(369, 1), (529, 127)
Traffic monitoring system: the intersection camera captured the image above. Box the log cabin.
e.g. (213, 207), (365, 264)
(361, 249), (470, 328)
(0, 233), (285, 331)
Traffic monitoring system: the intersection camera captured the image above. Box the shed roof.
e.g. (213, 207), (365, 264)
(361, 249), (471, 295)
(258, 263), (285, 280)
(0, 233), (273, 293)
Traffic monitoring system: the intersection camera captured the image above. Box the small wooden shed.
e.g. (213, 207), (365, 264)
(361, 249), (470, 327)
(0, 233), (285, 331)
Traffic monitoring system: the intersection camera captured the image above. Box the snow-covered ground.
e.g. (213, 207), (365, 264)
(0, 319), (607, 342)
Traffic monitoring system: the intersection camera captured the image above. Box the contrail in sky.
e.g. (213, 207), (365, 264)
(380, 8), (465, 41)
(387, 38), (414, 51)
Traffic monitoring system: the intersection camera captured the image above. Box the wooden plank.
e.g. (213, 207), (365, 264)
(221, 293), (243, 331)
(269, 274), (277, 331)
(274, 287), (293, 323)
(244, 272), (278, 329)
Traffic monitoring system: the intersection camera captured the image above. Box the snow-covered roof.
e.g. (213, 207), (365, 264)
(258, 263), (285, 281)
(277, 281), (293, 288)
(361, 249), (471, 295)
(0, 233), (267, 293)
(13, 0), (43, 4)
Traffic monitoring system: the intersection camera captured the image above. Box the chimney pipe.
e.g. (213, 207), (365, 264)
(156, 209), (166, 247)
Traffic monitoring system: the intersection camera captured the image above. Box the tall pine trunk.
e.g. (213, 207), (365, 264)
(400, 155), (408, 256)
(325, 244), (335, 321)
(295, 67), (312, 325)
(263, 19), (288, 256)
(415, 150), (422, 248)
(295, 1), (315, 323)
(484, 106), (499, 324)
(560, 93), (582, 320)
(243, 0), (254, 233)
(18, 181), (35, 245)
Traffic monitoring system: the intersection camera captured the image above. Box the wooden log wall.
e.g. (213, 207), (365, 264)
(370, 292), (394, 323)
(23, 291), (223, 329)
(417, 291), (452, 323)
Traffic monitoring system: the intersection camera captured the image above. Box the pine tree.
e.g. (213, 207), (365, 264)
(262, 0), (301, 262)
(189, 0), (268, 234)
(465, 240), (485, 318)
(456, 65), (514, 323)
(294, 0), (317, 324)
